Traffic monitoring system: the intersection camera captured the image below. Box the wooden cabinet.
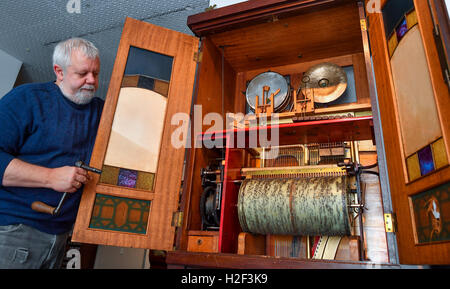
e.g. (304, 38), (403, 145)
(72, 0), (450, 267)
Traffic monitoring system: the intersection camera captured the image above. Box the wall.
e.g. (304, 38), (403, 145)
(94, 246), (150, 269)
(0, 49), (22, 99)
(210, 0), (247, 8)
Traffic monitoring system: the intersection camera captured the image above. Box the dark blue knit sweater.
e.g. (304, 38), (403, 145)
(0, 82), (104, 234)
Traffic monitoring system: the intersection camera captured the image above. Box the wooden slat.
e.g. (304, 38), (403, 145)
(166, 251), (400, 269)
(242, 54), (354, 79)
(202, 116), (375, 146)
(188, 0), (357, 37)
(95, 184), (154, 201)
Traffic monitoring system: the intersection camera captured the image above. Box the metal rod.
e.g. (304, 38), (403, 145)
(348, 204), (364, 208)
(355, 168), (366, 261)
(52, 192), (68, 215)
(306, 236), (311, 259)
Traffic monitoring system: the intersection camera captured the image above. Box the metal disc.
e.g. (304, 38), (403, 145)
(246, 71), (289, 112)
(303, 63), (348, 103)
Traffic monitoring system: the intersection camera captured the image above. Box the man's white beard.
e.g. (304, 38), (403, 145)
(59, 82), (96, 105)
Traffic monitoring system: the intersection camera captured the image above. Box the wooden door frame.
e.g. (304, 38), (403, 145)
(72, 18), (199, 251)
(366, 0), (450, 264)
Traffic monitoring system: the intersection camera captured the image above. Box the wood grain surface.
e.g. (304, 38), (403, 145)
(72, 18), (199, 250)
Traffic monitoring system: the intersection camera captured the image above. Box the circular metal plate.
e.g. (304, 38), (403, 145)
(246, 71), (289, 112)
(303, 63), (348, 103)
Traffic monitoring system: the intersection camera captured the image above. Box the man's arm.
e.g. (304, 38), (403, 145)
(2, 158), (91, 193)
(0, 87), (90, 193)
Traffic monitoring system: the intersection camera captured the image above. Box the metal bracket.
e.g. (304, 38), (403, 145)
(171, 211), (184, 228)
(193, 51), (203, 63)
(384, 213), (396, 233)
(360, 19), (367, 32)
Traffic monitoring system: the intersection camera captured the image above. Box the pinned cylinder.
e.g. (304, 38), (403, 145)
(237, 177), (351, 236)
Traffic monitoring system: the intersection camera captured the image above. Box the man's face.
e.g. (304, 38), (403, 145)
(55, 49), (100, 104)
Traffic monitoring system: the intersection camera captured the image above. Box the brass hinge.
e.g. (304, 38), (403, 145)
(360, 19), (367, 32)
(384, 213), (396, 233)
(171, 211), (183, 227)
(193, 51), (203, 63)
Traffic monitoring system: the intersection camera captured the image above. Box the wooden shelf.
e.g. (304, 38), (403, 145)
(200, 116), (374, 147)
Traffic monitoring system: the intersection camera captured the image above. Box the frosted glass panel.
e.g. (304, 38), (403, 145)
(103, 87), (167, 173)
(390, 25), (442, 157)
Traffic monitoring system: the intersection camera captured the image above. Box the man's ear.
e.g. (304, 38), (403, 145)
(53, 64), (64, 82)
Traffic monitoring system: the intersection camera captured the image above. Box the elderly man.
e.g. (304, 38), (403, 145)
(0, 38), (104, 269)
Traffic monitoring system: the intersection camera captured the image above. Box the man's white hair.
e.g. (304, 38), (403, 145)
(53, 38), (99, 71)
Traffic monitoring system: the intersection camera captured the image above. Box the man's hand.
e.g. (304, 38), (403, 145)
(48, 166), (92, 193)
(2, 158), (91, 192)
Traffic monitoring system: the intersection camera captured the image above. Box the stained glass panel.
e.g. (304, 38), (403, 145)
(418, 145), (435, 176)
(89, 194), (151, 234)
(406, 153), (421, 181)
(396, 18), (408, 41)
(382, 0), (414, 38)
(117, 168), (138, 188)
(99, 165), (155, 191)
(432, 138), (448, 170)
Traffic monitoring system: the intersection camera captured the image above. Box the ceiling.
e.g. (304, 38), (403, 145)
(0, 0), (210, 99)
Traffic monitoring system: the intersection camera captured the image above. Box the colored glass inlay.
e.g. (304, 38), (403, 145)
(396, 18), (408, 41)
(411, 182), (450, 244)
(406, 138), (448, 182)
(418, 145), (435, 176)
(137, 75), (155, 90)
(99, 165), (120, 186)
(153, 79), (170, 97)
(121, 75), (169, 97)
(432, 138), (449, 170)
(136, 171), (155, 191)
(121, 75), (139, 87)
(388, 33), (399, 58)
(406, 10), (418, 29)
(382, 0), (417, 58)
(99, 165), (155, 191)
(406, 153), (421, 182)
(118, 168), (138, 188)
(382, 0), (414, 38)
(89, 194), (150, 234)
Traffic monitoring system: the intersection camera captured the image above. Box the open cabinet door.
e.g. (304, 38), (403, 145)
(72, 18), (199, 251)
(367, 0), (450, 264)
